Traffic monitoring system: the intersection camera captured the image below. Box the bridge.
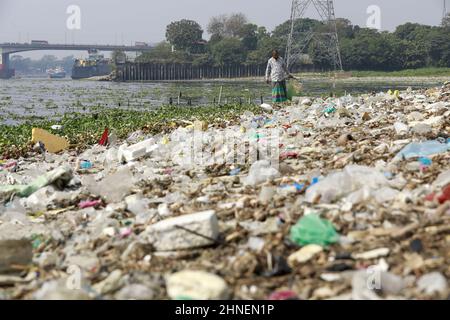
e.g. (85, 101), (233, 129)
(0, 42), (153, 79)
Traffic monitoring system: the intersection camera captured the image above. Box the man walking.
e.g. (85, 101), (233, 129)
(265, 50), (292, 104)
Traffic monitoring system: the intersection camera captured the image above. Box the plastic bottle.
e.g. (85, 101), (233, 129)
(395, 140), (450, 160)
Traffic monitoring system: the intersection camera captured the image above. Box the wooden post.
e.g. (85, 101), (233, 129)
(218, 86), (223, 105)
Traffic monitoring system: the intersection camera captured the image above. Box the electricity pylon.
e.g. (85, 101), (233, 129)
(444, 0), (448, 21)
(286, 0), (343, 71)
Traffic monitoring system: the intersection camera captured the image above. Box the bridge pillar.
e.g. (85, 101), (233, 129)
(0, 52), (14, 79)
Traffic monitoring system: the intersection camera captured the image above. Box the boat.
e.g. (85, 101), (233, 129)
(47, 67), (66, 79)
(72, 49), (113, 80)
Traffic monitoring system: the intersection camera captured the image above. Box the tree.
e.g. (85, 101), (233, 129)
(394, 23), (432, 41)
(10, 55), (32, 73)
(340, 29), (378, 70)
(334, 18), (358, 38)
(210, 38), (245, 66)
(224, 13), (248, 37)
(136, 41), (190, 63)
(427, 29), (450, 67)
(240, 23), (258, 50)
(166, 19), (203, 52)
(207, 15), (227, 37)
(39, 55), (58, 71)
(137, 42), (172, 62)
(112, 50), (126, 64)
(403, 40), (428, 69)
(245, 36), (285, 65)
(60, 56), (75, 72)
(256, 26), (269, 41)
(192, 53), (213, 66)
(273, 18), (323, 40)
(207, 13), (248, 38)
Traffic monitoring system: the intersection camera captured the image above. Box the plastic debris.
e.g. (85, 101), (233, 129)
(118, 138), (159, 163)
(0, 84), (448, 300)
(193, 120), (208, 132)
(144, 210), (219, 251)
(268, 290), (298, 300)
(166, 270), (229, 300)
(260, 103), (273, 112)
(243, 160), (280, 186)
(0, 165), (73, 200)
(79, 160), (93, 170)
(31, 128), (70, 153)
(288, 244), (323, 266)
(395, 140), (450, 160)
(78, 199), (102, 209)
(290, 214), (339, 247)
(417, 272), (448, 296)
(99, 128), (109, 146)
(352, 248), (390, 260)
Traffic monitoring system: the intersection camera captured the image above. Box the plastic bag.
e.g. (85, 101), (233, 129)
(287, 79), (303, 101)
(395, 140), (450, 160)
(290, 214), (339, 247)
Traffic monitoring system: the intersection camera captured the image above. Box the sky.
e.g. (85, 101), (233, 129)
(0, 0), (447, 59)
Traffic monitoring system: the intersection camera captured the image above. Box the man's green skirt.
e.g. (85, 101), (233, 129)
(272, 80), (288, 103)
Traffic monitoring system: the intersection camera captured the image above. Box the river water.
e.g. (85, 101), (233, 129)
(0, 77), (446, 125)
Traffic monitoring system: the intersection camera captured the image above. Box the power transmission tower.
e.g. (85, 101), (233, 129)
(286, 0), (343, 72)
(444, 0), (448, 20)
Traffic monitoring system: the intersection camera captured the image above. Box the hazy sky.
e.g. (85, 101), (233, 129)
(0, 0), (447, 58)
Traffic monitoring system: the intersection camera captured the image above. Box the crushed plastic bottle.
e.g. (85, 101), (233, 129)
(305, 165), (388, 204)
(395, 140), (450, 160)
(243, 160), (280, 186)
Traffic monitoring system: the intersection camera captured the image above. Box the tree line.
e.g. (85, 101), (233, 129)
(136, 12), (450, 71)
(10, 13), (450, 73)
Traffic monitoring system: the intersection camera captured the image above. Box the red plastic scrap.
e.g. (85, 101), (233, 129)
(437, 185), (450, 204)
(267, 290), (298, 300)
(280, 151), (299, 161)
(425, 193), (436, 202)
(425, 185), (450, 204)
(79, 199), (103, 209)
(99, 128), (109, 146)
(4, 161), (17, 169)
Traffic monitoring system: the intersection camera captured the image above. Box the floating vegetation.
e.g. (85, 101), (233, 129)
(0, 103), (262, 158)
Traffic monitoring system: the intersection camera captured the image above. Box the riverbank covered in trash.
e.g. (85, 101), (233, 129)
(0, 103), (262, 158)
(0, 83), (449, 300)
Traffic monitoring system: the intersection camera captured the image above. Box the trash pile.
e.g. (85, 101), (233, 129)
(0, 83), (449, 300)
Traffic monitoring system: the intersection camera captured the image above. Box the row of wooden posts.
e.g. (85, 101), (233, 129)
(165, 87), (267, 106)
(116, 63), (267, 81)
